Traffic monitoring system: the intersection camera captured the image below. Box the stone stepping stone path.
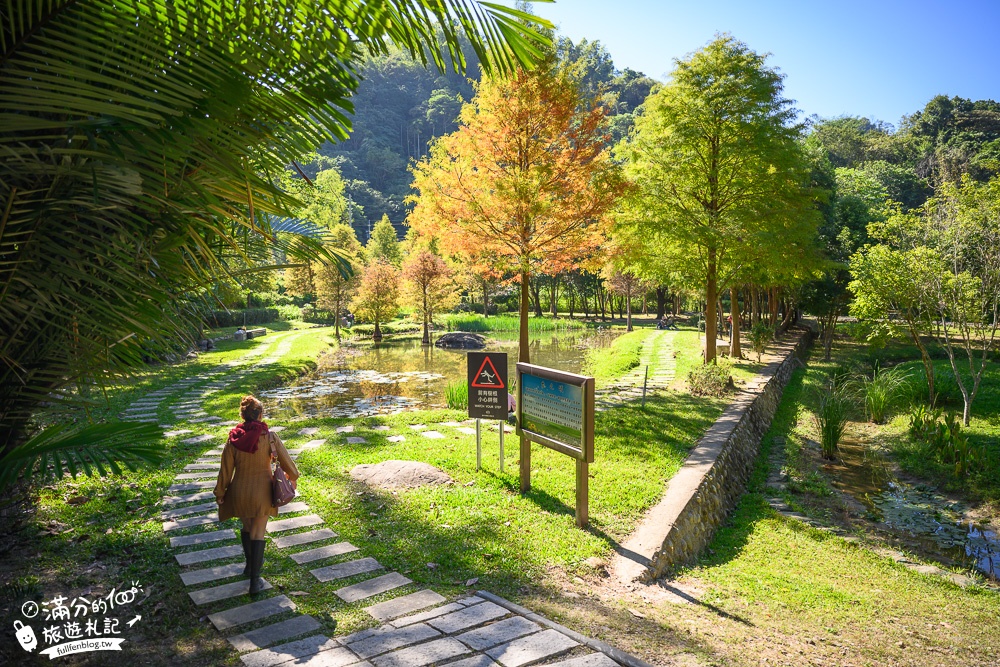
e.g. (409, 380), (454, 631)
(408, 424), (427, 431)
(336, 425), (355, 433)
(346, 437), (368, 444)
(457, 427), (477, 435)
(299, 427), (320, 436)
(420, 431), (445, 439)
(273, 528), (338, 549)
(190, 578), (273, 605)
(181, 433), (215, 445)
(366, 590), (446, 623)
(335, 572), (412, 603)
(268, 514), (325, 533)
(165, 429), (193, 437)
(387, 435), (405, 443)
(311, 557), (383, 583)
(371, 425), (391, 432)
(290, 541), (360, 565)
(229, 615), (323, 652)
(209, 595), (297, 631)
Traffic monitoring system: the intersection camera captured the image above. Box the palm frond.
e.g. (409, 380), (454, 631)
(0, 422), (165, 494)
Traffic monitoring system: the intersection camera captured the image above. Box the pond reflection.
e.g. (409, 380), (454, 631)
(260, 330), (618, 420)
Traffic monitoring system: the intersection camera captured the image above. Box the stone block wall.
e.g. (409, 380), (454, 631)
(611, 326), (813, 583)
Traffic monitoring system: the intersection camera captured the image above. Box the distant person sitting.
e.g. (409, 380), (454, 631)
(664, 316), (679, 330)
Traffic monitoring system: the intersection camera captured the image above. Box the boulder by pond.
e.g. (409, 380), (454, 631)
(435, 332), (486, 349)
(350, 460), (453, 490)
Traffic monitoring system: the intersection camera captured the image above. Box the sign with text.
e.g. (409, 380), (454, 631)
(516, 363), (594, 462)
(467, 352), (508, 420)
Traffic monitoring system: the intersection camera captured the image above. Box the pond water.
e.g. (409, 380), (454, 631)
(830, 439), (999, 582)
(260, 330), (619, 420)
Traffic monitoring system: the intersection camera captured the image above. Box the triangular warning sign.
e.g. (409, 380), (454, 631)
(471, 356), (505, 388)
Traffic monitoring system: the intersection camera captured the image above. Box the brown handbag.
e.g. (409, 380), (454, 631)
(269, 433), (296, 507)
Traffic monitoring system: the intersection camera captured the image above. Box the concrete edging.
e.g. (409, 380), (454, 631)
(612, 326), (813, 583)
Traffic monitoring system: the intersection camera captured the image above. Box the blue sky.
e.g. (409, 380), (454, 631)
(529, 0), (999, 128)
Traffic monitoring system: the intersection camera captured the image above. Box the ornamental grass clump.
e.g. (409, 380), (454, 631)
(815, 378), (854, 459)
(851, 363), (913, 424)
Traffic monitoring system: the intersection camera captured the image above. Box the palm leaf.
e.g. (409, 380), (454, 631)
(0, 0), (551, 455)
(0, 422), (165, 494)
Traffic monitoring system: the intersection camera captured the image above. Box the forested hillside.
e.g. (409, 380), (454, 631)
(310, 37), (657, 242)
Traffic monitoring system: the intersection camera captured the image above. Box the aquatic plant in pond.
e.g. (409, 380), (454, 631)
(446, 381), (469, 410)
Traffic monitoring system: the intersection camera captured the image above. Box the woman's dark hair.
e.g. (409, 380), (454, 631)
(240, 395), (263, 422)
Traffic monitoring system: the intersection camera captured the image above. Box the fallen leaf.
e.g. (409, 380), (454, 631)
(288, 591), (309, 597)
(426, 562), (438, 570)
(465, 578), (479, 587)
(628, 608), (646, 619)
(67, 496), (89, 506)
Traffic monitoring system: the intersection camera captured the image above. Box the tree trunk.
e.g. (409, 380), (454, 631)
(568, 288), (575, 318)
(483, 281), (490, 319)
(910, 327), (935, 407)
(531, 280), (543, 318)
(373, 320), (383, 342)
(626, 290), (633, 332)
(674, 293), (680, 315)
(519, 270), (531, 364)
(730, 286), (742, 358)
(549, 276), (558, 316)
(421, 288), (430, 345)
(655, 288), (666, 320)
(705, 248), (718, 363)
(750, 284), (759, 326)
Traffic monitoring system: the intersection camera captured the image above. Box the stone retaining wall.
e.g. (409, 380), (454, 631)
(612, 326), (813, 583)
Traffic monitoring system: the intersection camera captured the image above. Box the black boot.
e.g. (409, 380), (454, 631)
(240, 530), (251, 577)
(248, 540), (266, 595)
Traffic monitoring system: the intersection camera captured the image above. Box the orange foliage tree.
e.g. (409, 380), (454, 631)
(408, 64), (626, 363)
(402, 250), (456, 344)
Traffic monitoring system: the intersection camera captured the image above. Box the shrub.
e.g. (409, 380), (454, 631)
(815, 378), (854, 459)
(908, 406), (983, 477)
(445, 381), (469, 410)
(350, 321), (421, 337)
(747, 321), (773, 362)
(851, 363), (913, 423)
(688, 359), (734, 396)
(908, 365), (961, 406)
(205, 308), (279, 328)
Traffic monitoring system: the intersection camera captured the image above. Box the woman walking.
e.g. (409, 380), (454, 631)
(214, 395), (299, 594)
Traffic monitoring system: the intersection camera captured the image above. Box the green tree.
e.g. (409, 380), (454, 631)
(0, 0), (550, 489)
(924, 177), (1000, 424)
(849, 241), (945, 405)
(367, 215), (403, 267)
(315, 225), (364, 340)
(617, 35), (820, 363)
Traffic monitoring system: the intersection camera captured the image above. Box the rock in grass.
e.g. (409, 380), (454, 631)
(435, 332), (486, 349)
(350, 460), (453, 490)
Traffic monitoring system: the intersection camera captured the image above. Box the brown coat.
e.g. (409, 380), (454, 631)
(214, 431), (299, 521)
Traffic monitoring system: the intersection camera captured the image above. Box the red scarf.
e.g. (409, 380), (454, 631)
(228, 420), (269, 453)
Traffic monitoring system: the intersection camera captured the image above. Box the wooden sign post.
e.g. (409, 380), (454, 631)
(515, 363), (595, 528)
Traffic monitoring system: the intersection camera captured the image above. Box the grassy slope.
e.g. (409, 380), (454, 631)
(664, 336), (1000, 667)
(584, 328), (652, 384)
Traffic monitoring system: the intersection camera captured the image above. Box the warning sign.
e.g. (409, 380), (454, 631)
(467, 352), (509, 419)
(471, 356), (505, 388)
